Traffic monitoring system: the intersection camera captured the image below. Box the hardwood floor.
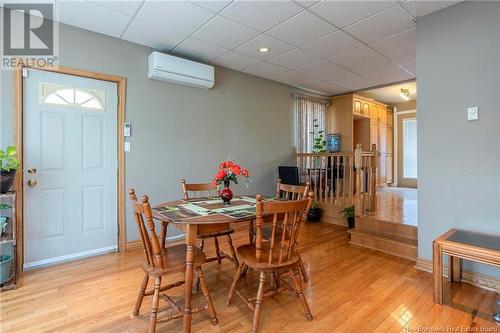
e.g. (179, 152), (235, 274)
(1, 222), (498, 333)
(365, 187), (418, 227)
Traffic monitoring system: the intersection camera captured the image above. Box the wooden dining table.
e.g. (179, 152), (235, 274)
(152, 196), (270, 333)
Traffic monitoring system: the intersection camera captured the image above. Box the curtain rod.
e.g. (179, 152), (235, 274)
(292, 93), (331, 105)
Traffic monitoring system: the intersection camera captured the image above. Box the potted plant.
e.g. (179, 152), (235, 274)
(307, 201), (322, 222)
(310, 119), (327, 153)
(0, 147), (20, 193)
(341, 205), (355, 229)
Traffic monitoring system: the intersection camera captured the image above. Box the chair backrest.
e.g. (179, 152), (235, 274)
(129, 189), (164, 269)
(255, 192), (313, 265)
(181, 179), (218, 200)
(276, 179), (310, 200)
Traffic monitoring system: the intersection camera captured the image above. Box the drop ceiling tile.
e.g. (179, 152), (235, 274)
(220, 0), (303, 32)
(212, 51), (262, 71)
(296, 60), (343, 83)
(344, 5), (415, 44)
(83, 0), (143, 16)
(268, 49), (322, 70)
(300, 78), (347, 96)
(324, 69), (375, 91)
(234, 34), (294, 60)
(190, 0), (232, 13)
(267, 10), (337, 47)
(244, 61), (289, 78)
(350, 60), (414, 84)
(293, 0), (321, 8)
(369, 27), (416, 59)
(270, 70), (306, 86)
(136, 0), (214, 35)
(303, 30), (364, 59)
(329, 46), (386, 69)
(192, 15), (260, 49)
(172, 37), (229, 62)
(401, 0), (462, 18)
(122, 19), (187, 51)
(309, 1), (396, 28)
(393, 54), (416, 74)
(58, 0), (132, 38)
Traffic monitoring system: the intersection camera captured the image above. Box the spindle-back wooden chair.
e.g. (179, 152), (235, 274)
(248, 179), (310, 281)
(226, 193), (314, 333)
(181, 179), (239, 269)
(129, 189), (218, 333)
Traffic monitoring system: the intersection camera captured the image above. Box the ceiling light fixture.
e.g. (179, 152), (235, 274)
(400, 88), (410, 101)
(258, 47), (270, 53)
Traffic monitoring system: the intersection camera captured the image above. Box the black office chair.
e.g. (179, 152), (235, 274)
(278, 166), (300, 185)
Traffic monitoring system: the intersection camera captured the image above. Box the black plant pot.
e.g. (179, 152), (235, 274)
(347, 216), (355, 229)
(0, 170), (16, 193)
(308, 207), (322, 222)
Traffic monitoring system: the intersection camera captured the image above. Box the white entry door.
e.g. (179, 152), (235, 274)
(24, 69), (118, 269)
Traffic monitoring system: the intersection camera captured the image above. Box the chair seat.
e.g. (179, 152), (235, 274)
(142, 244), (206, 276)
(199, 228), (235, 239)
(236, 243), (299, 271)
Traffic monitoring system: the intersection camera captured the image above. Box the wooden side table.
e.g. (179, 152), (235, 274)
(433, 228), (500, 304)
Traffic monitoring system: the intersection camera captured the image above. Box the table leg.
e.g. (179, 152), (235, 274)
(183, 224), (197, 333)
(449, 256), (462, 283)
(433, 241), (443, 304)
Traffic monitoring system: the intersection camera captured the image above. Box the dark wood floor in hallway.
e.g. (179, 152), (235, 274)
(1, 222), (498, 333)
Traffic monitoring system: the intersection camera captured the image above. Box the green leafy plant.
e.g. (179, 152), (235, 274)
(0, 146), (20, 172)
(0, 203), (11, 210)
(310, 119), (326, 153)
(340, 205), (355, 219)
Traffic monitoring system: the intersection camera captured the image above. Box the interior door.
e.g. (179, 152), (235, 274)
(23, 69), (118, 269)
(397, 112), (417, 188)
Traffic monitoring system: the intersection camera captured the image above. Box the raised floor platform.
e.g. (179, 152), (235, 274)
(349, 187), (419, 261)
(364, 187), (418, 227)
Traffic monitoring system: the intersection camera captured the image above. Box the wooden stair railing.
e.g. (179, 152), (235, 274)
(294, 144), (377, 215)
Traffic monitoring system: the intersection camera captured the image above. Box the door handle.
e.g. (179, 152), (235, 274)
(27, 179), (37, 187)
(28, 167), (37, 174)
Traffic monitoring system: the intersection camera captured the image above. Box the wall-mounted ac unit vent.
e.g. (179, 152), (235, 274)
(148, 52), (214, 89)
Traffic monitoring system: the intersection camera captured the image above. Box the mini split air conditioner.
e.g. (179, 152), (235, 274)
(148, 52), (214, 89)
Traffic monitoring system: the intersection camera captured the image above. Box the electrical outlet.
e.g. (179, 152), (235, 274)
(124, 142), (131, 152)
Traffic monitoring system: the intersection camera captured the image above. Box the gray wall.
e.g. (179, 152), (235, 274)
(417, 1), (500, 277)
(0, 22), (304, 241)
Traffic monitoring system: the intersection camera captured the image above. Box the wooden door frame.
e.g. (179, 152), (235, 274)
(394, 110), (417, 188)
(13, 64), (127, 273)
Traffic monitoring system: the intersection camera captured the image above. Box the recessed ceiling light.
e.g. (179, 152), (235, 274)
(259, 47), (270, 53)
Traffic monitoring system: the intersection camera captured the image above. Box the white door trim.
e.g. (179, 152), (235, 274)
(13, 64), (127, 273)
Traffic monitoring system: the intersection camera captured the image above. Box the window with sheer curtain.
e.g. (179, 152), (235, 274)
(294, 94), (329, 153)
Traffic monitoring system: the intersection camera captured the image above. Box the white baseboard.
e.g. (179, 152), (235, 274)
(415, 257), (500, 292)
(23, 245), (118, 270)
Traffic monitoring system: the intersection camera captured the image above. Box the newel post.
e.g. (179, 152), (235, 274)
(354, 144), (363, 216)
(370, 144), (377, 211)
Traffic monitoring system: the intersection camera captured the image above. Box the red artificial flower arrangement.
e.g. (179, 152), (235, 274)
(213, 160), (250, 186)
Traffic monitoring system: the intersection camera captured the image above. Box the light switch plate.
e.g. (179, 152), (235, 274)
(467, 107), (479, 120)
(124, 142), (131, 152)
